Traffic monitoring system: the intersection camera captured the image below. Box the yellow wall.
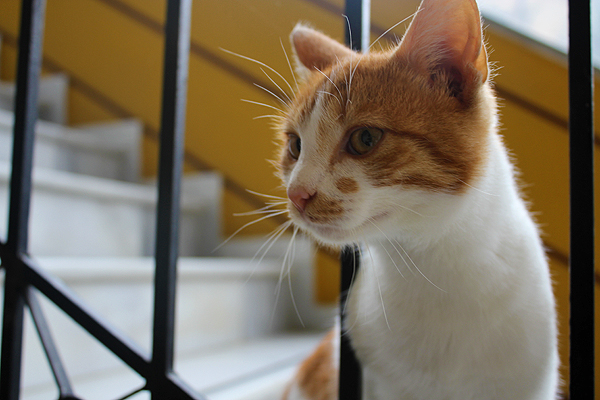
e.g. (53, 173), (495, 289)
(1, 0), (598, 396)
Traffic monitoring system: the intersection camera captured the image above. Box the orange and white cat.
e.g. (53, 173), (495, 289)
(276, 0), (559, 399)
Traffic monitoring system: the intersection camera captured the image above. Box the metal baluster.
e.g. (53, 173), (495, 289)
(568, 0), (595, 398)
(25, 287), (80, 400)
(0, 0), (46, 399)
(340, 2), (370, 399)
(339, 247), (362, 399)
(150, 0), (201, 399)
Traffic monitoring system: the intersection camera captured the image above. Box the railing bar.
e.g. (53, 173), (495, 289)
(0, 1), (46, 399)
(6, 0), (45, 253)
(151, 0), (193, 393)
(338, 247), (362, 400)
(339, 2), (369, 399)
(344, 0), (370, 53)
(114, 385), (147, 400)
(0, 263), (26, 400)
(165, 371), (206, 400)
(25, 286), (79, 399)
(15, 252), (152, 376)
(568, 0), (595, 398)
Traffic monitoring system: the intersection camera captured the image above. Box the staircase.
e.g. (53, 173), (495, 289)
(0, 72), (332, 400)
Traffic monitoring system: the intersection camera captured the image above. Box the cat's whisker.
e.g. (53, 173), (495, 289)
(280, 38), (299, 92)
(285, 227), (305, 327)
(458, 179), (499, 197)
(259, 67), (293, 104)
(266, 200), (287, 206)
(367, 12), (416, 54)
(245, 189), (286, 200)
(212, 209), (288, 253)
(242, 220), (293, 286)
(272, 226), (304, 328)
(363, 243), (391, 331)
(253, 83), (289, 107)
(342, 240), (363, 334)
(220, 47), (295, 97)
(314, 67), (344, 106)
(251, 221), (294, 299)
(371, 217), (446, 292)
(253, 114), (286, 121)
(369, 222), (406, 280)
(369, 219), (445, 292)
(334, 55), (351, 110)
(241, 99), (286, 114)
(348, 13), (418, 92)
(317, 90), (342, 108)
(233, 206), (286, 217)
(388, 201), (431, 217)
(342, 15), (356, 105)
(393, 239), (447, 293)
(252, 219), (293, 268)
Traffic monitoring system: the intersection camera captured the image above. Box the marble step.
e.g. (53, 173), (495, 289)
(0, 73), (69, 124)
(20, 332), (323, 400)
(0, 163), (222, 256)
(0, 256), (301, 398)
(0, 108), (142, 182)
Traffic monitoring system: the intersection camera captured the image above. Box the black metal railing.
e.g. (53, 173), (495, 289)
(0, 0), (204, 399)
(568, 0), (595, 398)
(339, 2), (368, 399)
(0, 0), (594, 399)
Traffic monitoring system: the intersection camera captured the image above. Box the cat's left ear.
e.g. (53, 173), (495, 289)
(396, 0), (488, 95)
(291, 24), (355, 79)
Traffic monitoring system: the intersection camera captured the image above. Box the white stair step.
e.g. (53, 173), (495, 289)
(0, 256), (299, 398)
(180, 333), (322, 400)
(0, 108), (142, 181)
(20, 332), (323, 400)
(0, 163), (222, 256)
(0, 74), (68, 124)
(217, 236), (337, 331)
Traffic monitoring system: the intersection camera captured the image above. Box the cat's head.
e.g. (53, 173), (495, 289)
(276, 0), (496, 246)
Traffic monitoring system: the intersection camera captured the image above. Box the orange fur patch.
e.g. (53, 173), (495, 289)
(335, 177), (359, 194)
(296, 330), (338, 400)
(282, 50), (492, 194)
(305, 193), (343, 223)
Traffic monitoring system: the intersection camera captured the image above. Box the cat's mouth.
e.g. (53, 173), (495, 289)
(292, 211), (390, 244)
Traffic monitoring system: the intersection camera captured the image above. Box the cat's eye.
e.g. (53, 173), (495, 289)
(288, 134), (301, 160)
(347, 127), (383, 156)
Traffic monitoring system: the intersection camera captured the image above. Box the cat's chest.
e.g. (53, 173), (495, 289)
(343, 242), (494, 379)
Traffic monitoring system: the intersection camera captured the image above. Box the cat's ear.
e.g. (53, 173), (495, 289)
(396, 0), (488, 97)
(291, 24), (355, 79)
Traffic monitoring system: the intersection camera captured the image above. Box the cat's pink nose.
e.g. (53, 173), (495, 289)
(288, 187), (315, 213)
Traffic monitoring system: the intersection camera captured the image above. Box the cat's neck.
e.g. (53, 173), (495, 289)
(361, 133), (538, 297)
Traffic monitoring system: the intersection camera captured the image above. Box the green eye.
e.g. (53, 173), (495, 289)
(288, 134), (301, 160)
(347, 127), (383, 155)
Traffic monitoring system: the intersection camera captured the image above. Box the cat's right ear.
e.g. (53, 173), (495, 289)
(291, 24), (355, 80)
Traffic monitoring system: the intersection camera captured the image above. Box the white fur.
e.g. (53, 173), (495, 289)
(282, 0), (558, 394)
(285, 84), (558, 399)
(345, 131), (559, 400)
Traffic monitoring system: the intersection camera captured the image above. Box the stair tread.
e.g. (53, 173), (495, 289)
(35, 256), (284, 280)
(21, 332), (323, 400)
(0, 161), (218, 210)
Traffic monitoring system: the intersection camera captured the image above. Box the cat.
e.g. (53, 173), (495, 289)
(273, 0), (559, 399)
